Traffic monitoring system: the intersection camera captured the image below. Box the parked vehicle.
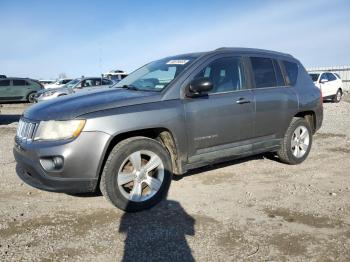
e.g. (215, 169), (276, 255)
(14, 48), (323, 212)
(0, 75), (6, 79)
(44, 78), (73, 89)
(35, 77), (114, 102)
(39, 79), (56, 87)
(309, 71), (343, 102)
(0, 78), (43, 103)
(103, 70), (128, 82)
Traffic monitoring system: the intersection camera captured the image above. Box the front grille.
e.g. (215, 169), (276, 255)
(16, 119), (37, 142)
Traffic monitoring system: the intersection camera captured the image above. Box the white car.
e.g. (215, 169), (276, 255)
(44, 78), (73, 89)
(35, 77), (114, 102)
(309, 72), (343, 102)
(38, 79), (55, 87)
(103, 70), (128, 83)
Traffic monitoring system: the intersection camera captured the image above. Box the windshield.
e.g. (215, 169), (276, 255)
(309, 73), (319, 82)
(63, 79), (80, 89)
(113, 55), (199, 91)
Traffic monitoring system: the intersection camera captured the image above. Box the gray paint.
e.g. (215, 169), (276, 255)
(15, 47), (323, 193)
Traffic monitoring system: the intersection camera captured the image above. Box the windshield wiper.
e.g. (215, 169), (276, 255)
(121, 85), (139, 91)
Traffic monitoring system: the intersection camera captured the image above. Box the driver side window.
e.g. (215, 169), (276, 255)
(194, 57), (245, 93)
(320, 73), (328, 82)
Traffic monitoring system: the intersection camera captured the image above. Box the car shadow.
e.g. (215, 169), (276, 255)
(119, 200), (195, 262)
(0, 114), (21, 125)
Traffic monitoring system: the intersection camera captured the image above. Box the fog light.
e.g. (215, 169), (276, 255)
(40, 156), (64, 171)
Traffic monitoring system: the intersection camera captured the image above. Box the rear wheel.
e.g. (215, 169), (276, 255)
(27, 92), (36, 103)
(277, 117), (313, 165)
(100, 136), (172, 212)
(333, 89), (342, 103)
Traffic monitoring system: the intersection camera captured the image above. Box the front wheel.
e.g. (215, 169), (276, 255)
(277, 117), (313, 165)
(333, 89), (342, 103)
(100, 136), (172, 212)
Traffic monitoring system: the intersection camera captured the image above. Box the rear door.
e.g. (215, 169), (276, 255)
(0, 79), (11, 100)
(249, 57), (298, 151)
(325, 72), (338, 96)
(12, 79), (29, 99)
(184, 55), (255, 164)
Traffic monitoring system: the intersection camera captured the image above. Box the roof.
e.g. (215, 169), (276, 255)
(170, 47), (293, 60)
(1, 77), (32, 80)
(213, 47), (293, 58)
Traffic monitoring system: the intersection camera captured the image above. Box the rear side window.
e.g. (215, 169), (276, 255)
(282, 61), (298, 86)
(0, 80), (10, 86)
(273, 60), (285, 86)
(102, 79), (113, 85)
(309, 73), (320, 82)
(250, 57), (277, 88)
(13, 80), (27, 86)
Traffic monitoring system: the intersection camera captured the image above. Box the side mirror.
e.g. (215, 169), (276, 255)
(320, 79), (328, 84)
(186, 77), (213, 97)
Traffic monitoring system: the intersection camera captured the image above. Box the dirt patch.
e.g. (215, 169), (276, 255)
(268, 233), (314, 257)
(217, 227), (243, 247)
(0, 126), (17, 135)
(329, 147), (350, 154)
(263, 208), (343, 229)
(314, 133), (346, 139)
(0, 209), (119, 238)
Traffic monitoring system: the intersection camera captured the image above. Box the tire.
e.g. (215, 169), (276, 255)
(27, 92), (36, 103)
(277, 117), (313, 165)
(332, 89), (342, 103)
(100, 136), (172, 212)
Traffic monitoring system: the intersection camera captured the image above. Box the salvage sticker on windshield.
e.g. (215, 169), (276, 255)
(166, 59), (189, 65)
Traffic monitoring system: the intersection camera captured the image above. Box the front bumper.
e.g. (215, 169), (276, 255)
(35, 94), (58, 102)
(13, 131), (111, 193)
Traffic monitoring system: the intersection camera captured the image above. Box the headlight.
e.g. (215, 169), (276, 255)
(34, 120), (86, 141)
(42, 90), (57, 97)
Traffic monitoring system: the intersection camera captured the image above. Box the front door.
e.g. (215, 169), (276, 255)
(184, 56), (254, 163)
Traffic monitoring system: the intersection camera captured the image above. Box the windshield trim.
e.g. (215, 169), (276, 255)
(112, 54), (202, 92)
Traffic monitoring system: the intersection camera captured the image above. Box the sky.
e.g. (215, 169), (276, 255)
(0, 0), (349, 79)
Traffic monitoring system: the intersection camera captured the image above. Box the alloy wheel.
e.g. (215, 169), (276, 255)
(291, 126), (310, 158)
(117, 150), (164, 202)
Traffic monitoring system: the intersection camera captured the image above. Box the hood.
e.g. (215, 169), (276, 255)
(25, 88), (161, 121)
(38, 86), (70, 95)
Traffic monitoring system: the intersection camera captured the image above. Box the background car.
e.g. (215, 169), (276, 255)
(0, 78), (43, 103)
(44, 78), (73, 89)
(39, 79), (56, 87)
(103, 70), (128, 83)
(0, 75), (6, 79)
(309, 71), (343, 102)
(35, 77), (114, 102)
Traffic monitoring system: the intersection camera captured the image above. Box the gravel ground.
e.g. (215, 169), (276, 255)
(0, 96), (350, 261)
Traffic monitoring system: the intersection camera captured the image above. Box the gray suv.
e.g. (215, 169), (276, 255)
(14, 48), (323, 212)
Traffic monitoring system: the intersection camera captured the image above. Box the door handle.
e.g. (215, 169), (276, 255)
(236, 97), (251, 104)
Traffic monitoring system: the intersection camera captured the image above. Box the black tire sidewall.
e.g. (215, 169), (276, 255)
(27, 92), (36, 103)
(284, 119), (313, 165)
(335, 90), (341, 103)
(103, 138), (172, 212)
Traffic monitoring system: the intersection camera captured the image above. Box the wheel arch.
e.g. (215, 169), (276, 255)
(294, 110), (317, 134)
(96, 127), (182, 190)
